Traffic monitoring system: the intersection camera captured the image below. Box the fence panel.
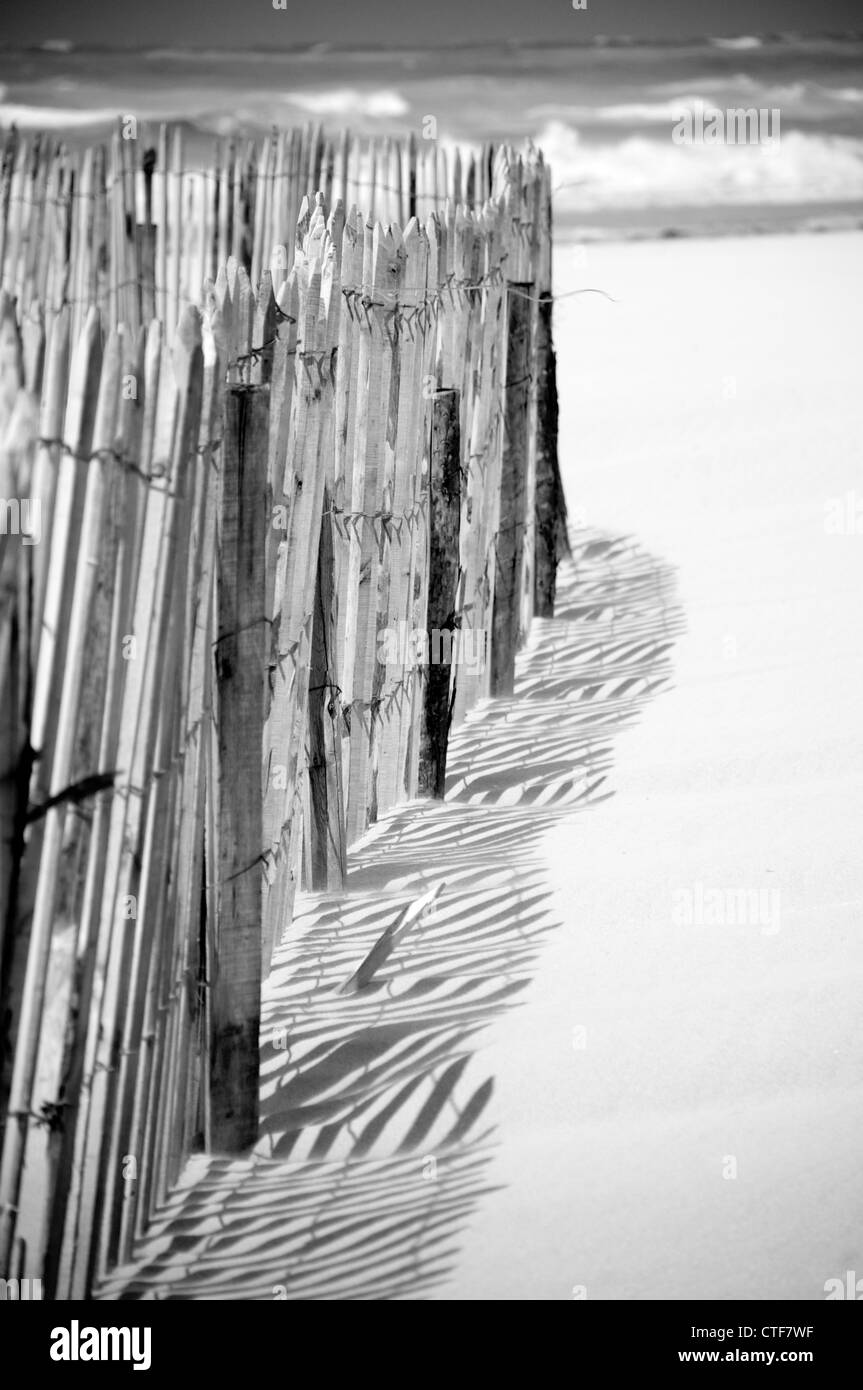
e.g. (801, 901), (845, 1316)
(0, 119), (565, 1296)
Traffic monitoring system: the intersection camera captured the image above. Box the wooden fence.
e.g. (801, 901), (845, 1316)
(0, 120), (566, 1297)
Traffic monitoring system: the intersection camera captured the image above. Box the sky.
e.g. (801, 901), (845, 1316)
(3, 0), (862, 50)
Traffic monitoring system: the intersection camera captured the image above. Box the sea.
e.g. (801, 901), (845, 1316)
(2, 33), (863, 240)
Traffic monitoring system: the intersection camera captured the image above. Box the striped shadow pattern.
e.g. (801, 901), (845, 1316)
(98, 528), (681, 1300)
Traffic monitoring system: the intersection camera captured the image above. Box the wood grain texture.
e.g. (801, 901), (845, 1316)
(490, 281), (532, 699)
(210, 384), (268, 1153)
(419, 389), (461, 798)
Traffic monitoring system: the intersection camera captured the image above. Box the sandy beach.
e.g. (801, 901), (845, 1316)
(434, 230), (863, 1299)
(3, 0), (863, 1339)
(93, 229), (863, 1304)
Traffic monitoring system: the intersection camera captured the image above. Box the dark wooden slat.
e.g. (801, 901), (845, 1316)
(307, 491), (347, 891)
(534, 290), (562, 617)
(419, 389), (461, 798)
(491, 281), (532, 697)
(209, 384), (268, 1151)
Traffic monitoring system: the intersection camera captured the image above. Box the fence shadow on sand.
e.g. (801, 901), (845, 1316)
(98, 527), (683, 1300)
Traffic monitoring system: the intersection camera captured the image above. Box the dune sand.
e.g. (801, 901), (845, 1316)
(435, 230), (863, 1300)
(99, 231), (862, 1302)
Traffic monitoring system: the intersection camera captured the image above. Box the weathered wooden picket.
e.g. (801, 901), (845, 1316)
(0, 120), (565, 1297)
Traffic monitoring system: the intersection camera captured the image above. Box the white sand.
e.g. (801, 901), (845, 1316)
(98, 232), (862, 1304)
(436, 231), (863, 1300)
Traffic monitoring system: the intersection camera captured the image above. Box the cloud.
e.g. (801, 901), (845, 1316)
(282, 89), (409, 119)
(540, 120), (863, 212)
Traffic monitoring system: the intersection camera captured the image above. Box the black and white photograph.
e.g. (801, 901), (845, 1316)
(0, 0), (861, 1344)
